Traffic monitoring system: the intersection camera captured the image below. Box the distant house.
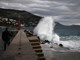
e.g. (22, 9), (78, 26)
(21, 24), (24, 27)
(9, 19), (13, 22)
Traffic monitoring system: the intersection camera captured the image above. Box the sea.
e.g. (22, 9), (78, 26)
(0, 27), (80, 52)
(23, 27), (80, 52)
(58, 36), (80, 52)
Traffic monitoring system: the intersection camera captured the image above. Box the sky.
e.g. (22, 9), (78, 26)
(0, 0), (80, 25)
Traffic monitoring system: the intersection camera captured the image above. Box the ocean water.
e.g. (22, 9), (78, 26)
(58, 36), (80, 51)
(17, 27), (80, 52)
(32, 16), (80, 52)
(42, 36), (80, 52)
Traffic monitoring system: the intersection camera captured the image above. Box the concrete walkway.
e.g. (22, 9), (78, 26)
(2, 30), (38, 60)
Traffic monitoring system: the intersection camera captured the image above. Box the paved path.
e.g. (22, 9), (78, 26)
(2, 30), (38, 60)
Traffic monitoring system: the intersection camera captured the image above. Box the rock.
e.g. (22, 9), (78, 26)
(59, 44), (63, 47)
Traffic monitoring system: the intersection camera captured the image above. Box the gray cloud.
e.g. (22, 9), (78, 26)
(0, 0), (80, 25)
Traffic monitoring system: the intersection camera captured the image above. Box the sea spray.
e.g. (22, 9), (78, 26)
(33, 16), (60, 44)
(33, 16), (80, 51)
(52, 33), (60, 43)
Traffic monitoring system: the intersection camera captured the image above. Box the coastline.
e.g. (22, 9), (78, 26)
(41, 44), (80, 60)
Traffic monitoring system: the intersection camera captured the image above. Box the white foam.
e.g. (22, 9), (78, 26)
(52, 33), (60, 43)
(33, 16), (55, 41)
(60, 40), (80, 49)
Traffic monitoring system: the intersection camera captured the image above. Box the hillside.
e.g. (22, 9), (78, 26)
(54, 22), (80, 36)
(0, 8), (42, 27)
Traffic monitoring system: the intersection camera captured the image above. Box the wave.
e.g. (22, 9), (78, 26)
(55, 36), (80, 51)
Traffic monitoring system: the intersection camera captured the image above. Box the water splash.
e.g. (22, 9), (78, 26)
(33, 16), (60, 42)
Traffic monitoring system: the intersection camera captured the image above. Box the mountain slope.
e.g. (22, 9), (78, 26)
(54, 22), (80, 36)
(0, 8), (42, 27)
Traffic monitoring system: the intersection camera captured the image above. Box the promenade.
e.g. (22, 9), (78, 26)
(2, 30), (45, 60)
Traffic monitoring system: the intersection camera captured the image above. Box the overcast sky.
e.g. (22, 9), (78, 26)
(0, 0), (80, 25)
